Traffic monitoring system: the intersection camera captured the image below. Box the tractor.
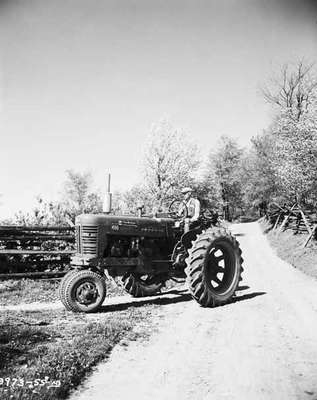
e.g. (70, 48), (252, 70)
(59, 177), (243, 312)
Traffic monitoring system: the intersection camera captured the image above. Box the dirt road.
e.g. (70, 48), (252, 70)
(71, 222), (317, 400)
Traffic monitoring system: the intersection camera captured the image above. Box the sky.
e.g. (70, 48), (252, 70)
(0, 0), (316, 219)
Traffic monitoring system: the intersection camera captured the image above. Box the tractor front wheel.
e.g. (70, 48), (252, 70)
(185, 227), (243, 307)
(59, 269), (81, 308)
(60, 270), (106, 313)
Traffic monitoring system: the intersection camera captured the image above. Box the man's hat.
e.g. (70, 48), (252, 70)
(181, 187), (193, 194)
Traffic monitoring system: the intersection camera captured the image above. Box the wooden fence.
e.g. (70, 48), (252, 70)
(265, 203), (317, 248)
(0, 225), (75, 279)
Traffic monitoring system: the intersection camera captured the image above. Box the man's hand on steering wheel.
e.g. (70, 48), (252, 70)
(168, 199), (188, 221)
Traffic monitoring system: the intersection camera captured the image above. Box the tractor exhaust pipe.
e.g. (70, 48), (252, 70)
(103, 173), (112, 214)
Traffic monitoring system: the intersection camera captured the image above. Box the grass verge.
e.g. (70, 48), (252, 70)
(0, 277), (124, 306)
(0, 274), (184, 398)
(0, 305), (157, 400)
(260, 219), (317, 280)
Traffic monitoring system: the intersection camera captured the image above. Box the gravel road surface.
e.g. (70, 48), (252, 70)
(70, 222), (317, 400)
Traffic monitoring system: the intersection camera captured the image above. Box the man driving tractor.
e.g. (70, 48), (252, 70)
(179, 187), (201, 228)
(59, 178), (243, 313)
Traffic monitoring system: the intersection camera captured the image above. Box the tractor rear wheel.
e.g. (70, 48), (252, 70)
(60, 270), (106, 313)
(122, 273), (165, 297)
(185, 227), (243, 307)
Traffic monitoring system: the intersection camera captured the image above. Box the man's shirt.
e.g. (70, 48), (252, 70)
(182, 197), (201, 222)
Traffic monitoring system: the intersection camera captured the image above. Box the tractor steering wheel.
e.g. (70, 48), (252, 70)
(168, 199), (188, 220)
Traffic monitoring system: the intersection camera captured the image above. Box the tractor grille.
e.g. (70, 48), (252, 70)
(81, 225), (99, 255)
(75, 225), (81, 253)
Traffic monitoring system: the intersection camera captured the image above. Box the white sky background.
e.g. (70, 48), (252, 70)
(0, 0), (316, 219)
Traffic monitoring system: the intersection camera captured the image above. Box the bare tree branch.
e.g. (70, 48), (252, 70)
(261, 61), (317, 120)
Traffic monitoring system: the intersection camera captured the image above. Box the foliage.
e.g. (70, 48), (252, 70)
(14, 197), (72, 226)
(260, 61), (317, 205)
(115, 119), (201, 215)
(12, 170), (102, 226)
(112, 186), (154, 215)
(270, 110), (317, 205)
(240, 132), (279, 208)
(205, 136), (244, 220)
(190, 179), (222, 212)
(61, 170), (102, 220)
(243, 60), (317, 209)
(142, 119), (200, 210)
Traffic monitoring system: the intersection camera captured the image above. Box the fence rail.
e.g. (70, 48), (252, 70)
(0, 271), (67, 280)
(265, 203), (317, 247)
(0, 225), (75, 277)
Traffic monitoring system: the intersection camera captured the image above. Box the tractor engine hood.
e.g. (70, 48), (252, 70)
(75, 213), (175, 238)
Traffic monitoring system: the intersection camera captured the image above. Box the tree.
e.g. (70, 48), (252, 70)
(205, 136), (244, 220)
(271, 111), (317, 205)
(262, 60), (317, 121)
(260, 60), (317, 206)
(112, 185), (154, 215)
(61, 170), (102, 219)
(240, 132), (279, 208)
(190, 178), (222, 212)
(141, 119), (200, 210)
(14, 197), (72, 226)
(12, 170), (103, 226)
